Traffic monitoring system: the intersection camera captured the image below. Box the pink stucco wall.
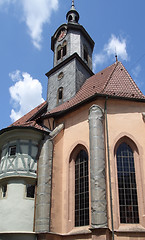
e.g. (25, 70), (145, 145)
(47, 97), (145, 239)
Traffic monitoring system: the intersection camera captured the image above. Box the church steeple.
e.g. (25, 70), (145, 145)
(46, 1), (94, 111)
(66, 0), (79, 23)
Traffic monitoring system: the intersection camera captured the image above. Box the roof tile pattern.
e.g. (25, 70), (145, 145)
(103, 62), (144, 98)
(9, 101), (47, 131)
(47, 61), (145, 115)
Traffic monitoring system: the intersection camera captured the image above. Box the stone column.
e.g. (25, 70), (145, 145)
(35, 136), (53, 232)
(89, 105), (107, 228)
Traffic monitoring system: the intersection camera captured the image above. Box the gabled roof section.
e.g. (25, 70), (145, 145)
(8, 101), (48, 132)
(45, 61), (145, 116)
(102, 61), (144, 98)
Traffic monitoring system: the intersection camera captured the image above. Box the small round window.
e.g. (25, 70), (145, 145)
(58, 72), (64, 80)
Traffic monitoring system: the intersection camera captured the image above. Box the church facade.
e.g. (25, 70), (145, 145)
(1, 2), (145, 240)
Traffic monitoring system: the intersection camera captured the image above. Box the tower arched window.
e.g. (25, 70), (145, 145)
(75, 150), (89, 226)
(116, 142), (139, 224)
(57, 45), (61, 60)
(68, 15), (73, 22)
(57, 87), (63, 104)
(57, 42), (67, 61)
(62, 41), (67, 57)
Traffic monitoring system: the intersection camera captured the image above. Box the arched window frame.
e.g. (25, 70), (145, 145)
(68, 144), (90, 230)
(57, 87), (63, 104)
(56, 41), (67, 61)
(116, 142), (139, 224)
(62, 40), (67, 57)
(68, 15), (73, 22)
(113, 136), (145, 228)
(75, 149), (89, 226)
(57, 45), (61, 60)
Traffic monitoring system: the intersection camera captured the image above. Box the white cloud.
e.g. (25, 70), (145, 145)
(9, 70), (44, 122)
(9, 70), (22, 82)
(21, 0), (58, 49)
(104, 34), (128, 61)
(0, 0), (59, 49)
(93, 34), (128, 72)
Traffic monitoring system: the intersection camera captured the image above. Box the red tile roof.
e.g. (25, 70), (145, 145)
(46, 61), (145, 115)
(8, 101), (48, 132)
(4, 61), (145, 132)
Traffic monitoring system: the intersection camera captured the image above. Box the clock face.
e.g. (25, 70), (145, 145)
(58, 30), (67, 42)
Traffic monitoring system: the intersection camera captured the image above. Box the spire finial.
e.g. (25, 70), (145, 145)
(72, 0), (74, 7)
(115, 54), (118, 62)
(115, 47), (118, 62)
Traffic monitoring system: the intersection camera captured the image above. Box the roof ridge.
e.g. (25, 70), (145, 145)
(102, 61), (145, 98)
(101, 61), (119, 93)
(28, 101), (48, 122)
(119, 62), (144, 96)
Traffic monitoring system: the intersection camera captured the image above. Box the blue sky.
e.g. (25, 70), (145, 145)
(0, 0), (145, 130)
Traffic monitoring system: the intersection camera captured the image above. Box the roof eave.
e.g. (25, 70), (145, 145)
(28, 101), (48, 122)
(43, 93), (145, 119)
(45, 52), (94, 78)
(0, 125), (50, 136)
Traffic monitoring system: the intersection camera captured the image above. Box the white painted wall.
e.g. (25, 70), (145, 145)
(0, 179), (35, 232)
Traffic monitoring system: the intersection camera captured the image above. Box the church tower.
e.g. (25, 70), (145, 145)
(1, 1), (145, 240)
(46, 1), (94, 110)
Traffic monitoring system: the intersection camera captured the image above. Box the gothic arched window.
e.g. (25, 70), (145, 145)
(116, 142), (139, 224)
(75, 150), (89, 226)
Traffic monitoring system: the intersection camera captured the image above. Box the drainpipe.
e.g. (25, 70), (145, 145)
(104, 98), (115, 240)
(35, 123), (64, 233)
